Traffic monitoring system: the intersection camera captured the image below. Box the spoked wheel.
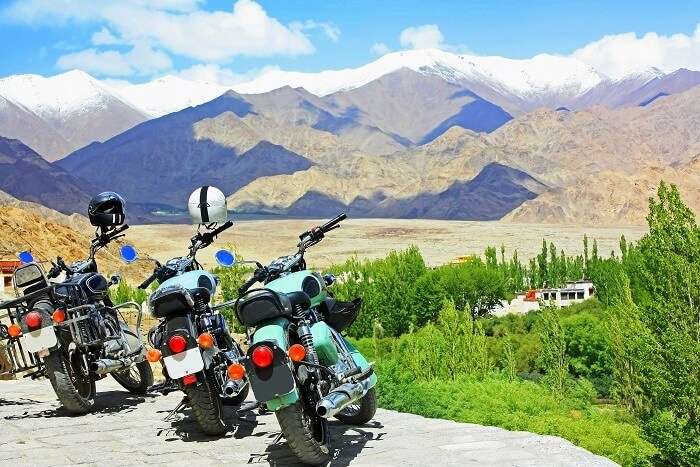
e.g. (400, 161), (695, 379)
(276, 394), (331, 465)
(111, 360), (154, 395)
(334, 387), (377, 425)
(44, 349), (96, 415)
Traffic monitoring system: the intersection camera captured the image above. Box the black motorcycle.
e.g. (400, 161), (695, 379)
(0, 225), (153, 414)
(121, 221), (249, 435)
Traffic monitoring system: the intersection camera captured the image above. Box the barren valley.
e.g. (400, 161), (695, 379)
(129, 218), (647, 270)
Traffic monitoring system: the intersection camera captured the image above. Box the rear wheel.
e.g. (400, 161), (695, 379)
(334, 387), (377, 425)
(276, 398), (331, 465)
(44, 349), (96, 415)
(111, 360), (154, 395)
(183, 369), (226, 435)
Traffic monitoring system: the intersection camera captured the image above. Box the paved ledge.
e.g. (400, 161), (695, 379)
(0, 379), (617, 466)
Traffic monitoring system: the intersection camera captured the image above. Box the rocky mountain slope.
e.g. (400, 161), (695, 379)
(0, 137), (93, 215)
(0, 191), (147, 281)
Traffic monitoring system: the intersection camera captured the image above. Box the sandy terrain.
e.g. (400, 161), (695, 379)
(128, 219), (647, 269)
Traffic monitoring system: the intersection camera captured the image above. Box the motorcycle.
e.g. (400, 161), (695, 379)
(0, 225), (153, 414)
(221, 213), (377, 465)
(120, 220), (249, 435)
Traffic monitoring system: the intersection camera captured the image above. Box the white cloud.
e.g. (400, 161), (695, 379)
(572, 24), (700, 78)
(57, 43), (173, 77)
(291, 20), (340, 42)
(2, 0), (336, 75)
(174, 63), (278, 86)
(91, 27), (121, 46)
(370, 42), (391, 56)
(399, 24), (444, 50)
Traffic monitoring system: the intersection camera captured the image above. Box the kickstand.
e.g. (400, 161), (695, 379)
(163, 396), (187, 422)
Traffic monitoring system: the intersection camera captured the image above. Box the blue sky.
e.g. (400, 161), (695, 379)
(1, 0), (699, 82)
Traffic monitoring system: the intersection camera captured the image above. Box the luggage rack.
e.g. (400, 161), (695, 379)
(0, 286), (57, 378)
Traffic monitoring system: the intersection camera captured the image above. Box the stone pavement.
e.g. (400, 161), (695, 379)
(0, 378), (617, 466)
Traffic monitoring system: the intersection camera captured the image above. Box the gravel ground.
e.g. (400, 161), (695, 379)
(0, 378), (617, 466)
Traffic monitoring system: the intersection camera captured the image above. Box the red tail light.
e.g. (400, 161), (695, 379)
(168, 335), (187, 354)
(25, 311), (42, 329)
(251, 345), (274, 368)
(182, 374), (197, 385)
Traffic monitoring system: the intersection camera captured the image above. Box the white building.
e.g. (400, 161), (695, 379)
(491, 280), (594, 317)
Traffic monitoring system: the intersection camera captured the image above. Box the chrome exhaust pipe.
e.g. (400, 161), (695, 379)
(90, 358), (131, 375)
(223, 380), (242, 397)
(316, 380), (367, 419)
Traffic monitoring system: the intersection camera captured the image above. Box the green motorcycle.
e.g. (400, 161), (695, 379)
(216, 213), (377, 465)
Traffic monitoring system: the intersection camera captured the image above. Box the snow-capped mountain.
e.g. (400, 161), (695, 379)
(111, 75), (228, 118)
(233, 49), (606, 99)
(0, 70), (147, 160)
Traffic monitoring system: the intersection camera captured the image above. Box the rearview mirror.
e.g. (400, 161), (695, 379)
(214, 249), (236, 267)
(119, 245), (138, 263)
(17, 251), (34, 264)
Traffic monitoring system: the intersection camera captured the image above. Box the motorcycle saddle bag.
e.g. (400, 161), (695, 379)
(322, 297), (362, 331)
(235, 289), (295, 327)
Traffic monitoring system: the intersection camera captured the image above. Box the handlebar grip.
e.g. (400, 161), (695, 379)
(109, 224), (129, 238)
(320, 213), (347, 232)
(211, 220), (233, 237)
(238, 276), (258, 295)
(138, 272), (157, 290)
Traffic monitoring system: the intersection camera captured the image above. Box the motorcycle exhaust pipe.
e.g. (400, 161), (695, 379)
(90, 358), (131, 375)
(316, 381), (367, 419)
(223, 380), (242, 397)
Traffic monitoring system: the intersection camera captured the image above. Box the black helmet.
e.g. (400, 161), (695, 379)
(88, 192), (126, 227)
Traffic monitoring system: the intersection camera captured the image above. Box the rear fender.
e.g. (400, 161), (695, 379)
(249, 318), (299, 410)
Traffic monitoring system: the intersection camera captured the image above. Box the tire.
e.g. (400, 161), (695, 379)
(44, 349), (96, 415)
(183, 369), (226, 436)
(334, 387), (377, 425)
(276, 400), (331, 465)
(111, 360), (154, 395)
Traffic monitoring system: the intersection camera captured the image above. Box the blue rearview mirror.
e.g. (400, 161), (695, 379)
(119, 245), (138, 263)
(17, 251), (34, 264)
(214, 249), (236, 267)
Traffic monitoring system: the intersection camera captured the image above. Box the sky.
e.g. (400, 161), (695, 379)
(0, 0), (699, 83)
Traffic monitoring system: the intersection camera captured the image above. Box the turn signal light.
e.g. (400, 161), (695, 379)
(250, 345), (274, 368)
(146, 348), (162, 363)
(288, 344), (306, 363)
(197, 332), (214, 349)
(52, 309), (66, 323)
(168, 335), (187, 354)
(25, 311), (42, 329)
(182, 374), (197, 385)
(7, 324), (22, 338)
(227, 363), (246, 380)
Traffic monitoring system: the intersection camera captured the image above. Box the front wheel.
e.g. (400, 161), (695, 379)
(111, 360), (154, 395)
(276, 399), (331, 465)
(334, 387), (377, 425)
(44, 349), (96, 415)
(183, 369), (226, 435)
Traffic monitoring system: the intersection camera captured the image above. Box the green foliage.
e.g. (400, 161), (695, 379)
(376, 366), (655, 466)
(109, 279), (147, 305)
(536, 305), (569, 393)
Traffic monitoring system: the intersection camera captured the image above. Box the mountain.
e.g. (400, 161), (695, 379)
(0, 95), (73, 159)
(0, 70), (148, 160)
(0, 137), (93, 214)
(113, 75), (228, 118)
(228, 84), (700, 223)
(56, 92), (314, 207)
(323, 68), (512, 144)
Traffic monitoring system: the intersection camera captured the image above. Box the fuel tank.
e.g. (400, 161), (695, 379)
(266, 271), (327, 307)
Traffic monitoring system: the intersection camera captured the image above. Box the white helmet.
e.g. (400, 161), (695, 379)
(188, 186), (228, 224)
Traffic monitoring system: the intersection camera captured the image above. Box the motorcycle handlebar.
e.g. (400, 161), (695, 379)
(138, 272), (158, 290)
(238, 276), (258, 295)
(320, 213), (346, 233)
